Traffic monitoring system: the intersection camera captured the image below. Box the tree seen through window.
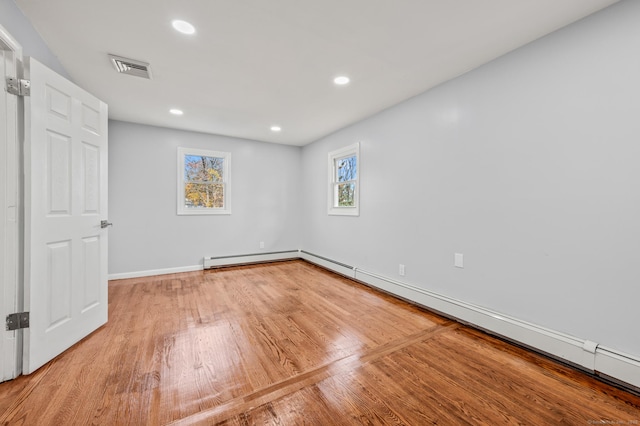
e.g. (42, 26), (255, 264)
(184, 155), (225, 208)
(336, 155), (357, 207)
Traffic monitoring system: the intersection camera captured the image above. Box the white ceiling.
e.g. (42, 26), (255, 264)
(16, 0), (618, 146)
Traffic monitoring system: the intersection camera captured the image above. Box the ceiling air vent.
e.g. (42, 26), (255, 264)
(108, 54), (152, 79)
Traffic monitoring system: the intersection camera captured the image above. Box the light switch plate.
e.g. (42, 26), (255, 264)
(454, 253), (464, 268)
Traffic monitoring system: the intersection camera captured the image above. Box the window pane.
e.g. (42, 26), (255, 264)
(336, 155), (357, 182)
(337, 183), (356, 207)
(328, 143), (359, 215)
(184, 183), (224, 208)
(185, 155), (224, 183)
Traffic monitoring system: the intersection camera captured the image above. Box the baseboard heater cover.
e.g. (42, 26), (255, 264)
(595, 347), (640, 393)
(204, 250), (300, 269)
(299, 250), (356, 279)
(300, 251), (640, 392)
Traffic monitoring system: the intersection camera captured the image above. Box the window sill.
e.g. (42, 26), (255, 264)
(328, 208), (359, 216)
(177, 209), (232, 216)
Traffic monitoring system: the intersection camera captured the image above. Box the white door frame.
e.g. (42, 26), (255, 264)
(0, 24), (23, 382)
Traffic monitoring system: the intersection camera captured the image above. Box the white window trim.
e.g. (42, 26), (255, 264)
(177, 147), (231, 215)
(328, 142), (360, 216)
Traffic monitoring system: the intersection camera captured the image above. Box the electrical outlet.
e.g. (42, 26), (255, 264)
(399, 264), (405, 276)
(454, 253), (464, 268)
(259, 241), (265, 249)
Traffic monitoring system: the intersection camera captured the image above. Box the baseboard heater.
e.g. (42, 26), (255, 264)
(299, 250), (356, 278)
(204, 250), (300, 269)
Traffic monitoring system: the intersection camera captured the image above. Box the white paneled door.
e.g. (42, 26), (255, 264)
(23, 57), (109, 374)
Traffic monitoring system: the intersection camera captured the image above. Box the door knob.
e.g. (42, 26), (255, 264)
(100, 220), (113, 229)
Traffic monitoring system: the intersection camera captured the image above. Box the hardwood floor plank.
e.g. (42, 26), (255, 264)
(370, 340), (546, 424)
(170, 323), (456, 425)
(1, 260), (638, 425)
(439, 328), (639, 421)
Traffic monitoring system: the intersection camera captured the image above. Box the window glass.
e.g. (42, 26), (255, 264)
(184, 155), (224, 208)
(328, 144), (359, 216)
(178, 148), (231, 215)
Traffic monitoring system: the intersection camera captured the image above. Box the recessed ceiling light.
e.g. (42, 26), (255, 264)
(172, 20), (195, 35)
(170, 109), (184, 115)
(270, 126), (282, 132)
(334, 76), (350, 85)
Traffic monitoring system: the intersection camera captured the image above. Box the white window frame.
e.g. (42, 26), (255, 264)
(328, 143), (360, 216)
(177, 147), (231, 215)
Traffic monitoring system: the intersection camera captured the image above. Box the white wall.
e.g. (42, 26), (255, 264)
(301, 0), (640, 358)
(0, 0), (70, 79)
(108, 121), (302, 275)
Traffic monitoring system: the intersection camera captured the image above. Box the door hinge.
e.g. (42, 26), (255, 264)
(6, 312), (30, 331)
(6, 77), (31, 96)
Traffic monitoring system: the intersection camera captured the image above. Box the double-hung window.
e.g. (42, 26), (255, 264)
(177, 147), (231, 215)
(328, 143), (359, 216)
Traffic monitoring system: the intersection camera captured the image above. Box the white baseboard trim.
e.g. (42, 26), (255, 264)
(300, 251), (640, 392)
(204, 250), (300, 269)
(108, 264), (203, 280)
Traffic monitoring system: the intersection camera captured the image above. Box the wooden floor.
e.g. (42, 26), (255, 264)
(1, 261), (639, 425)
